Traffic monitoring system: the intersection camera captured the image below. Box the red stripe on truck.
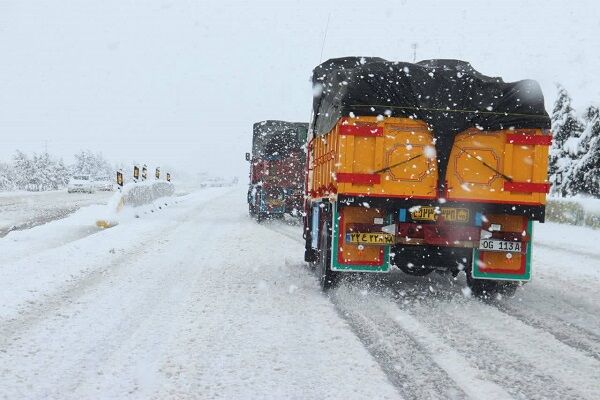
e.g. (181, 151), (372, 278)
(336, 173), (381, 185)
(504, 181), (550, 193)
(339, 124), (383, 137)
(506, 133), (552, 145)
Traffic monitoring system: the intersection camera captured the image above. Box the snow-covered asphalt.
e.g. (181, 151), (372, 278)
(1, 186), (599, 399)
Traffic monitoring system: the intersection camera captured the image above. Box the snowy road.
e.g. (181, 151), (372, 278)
(1, 187), (599, 399)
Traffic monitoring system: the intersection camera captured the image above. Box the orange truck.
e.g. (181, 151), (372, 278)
(303, 58), (551, 295)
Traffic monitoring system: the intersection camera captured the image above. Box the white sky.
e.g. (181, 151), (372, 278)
(1, 0), (598, 177)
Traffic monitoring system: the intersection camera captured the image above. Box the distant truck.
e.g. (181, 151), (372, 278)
(303, 58), (551, 296)
(247, 121), (307, 221)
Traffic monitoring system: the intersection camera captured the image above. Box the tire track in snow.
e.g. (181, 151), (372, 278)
(331, 288), (474, 399)
(492, 299), (600, 362)
(263, 222), (600, 399)
(408, 296), (600, 399)
(0, 243), (148, 351)
(265, 223), (495, 398)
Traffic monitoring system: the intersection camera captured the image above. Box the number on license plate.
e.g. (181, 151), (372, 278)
(479, 239), (522, 252)
(410, 206), (469, 222)
(346, 232), (395, 245)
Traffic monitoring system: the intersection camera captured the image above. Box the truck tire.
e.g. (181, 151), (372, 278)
(317, 220), (339, 290)
(467, 274), (519, 297)
(304, 235), (318, 264)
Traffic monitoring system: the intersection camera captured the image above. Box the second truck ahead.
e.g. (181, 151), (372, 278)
(247, 120), (308, 221)
(304, 57), (552, 295)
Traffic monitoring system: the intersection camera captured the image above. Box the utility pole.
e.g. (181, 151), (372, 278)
(411, 43), (418, 63)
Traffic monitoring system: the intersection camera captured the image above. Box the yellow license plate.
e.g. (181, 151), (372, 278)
(410, 207), (470, 222)
(346, 232), (395, 245)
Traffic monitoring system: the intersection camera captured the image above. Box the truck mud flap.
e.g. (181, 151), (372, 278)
(331, 202), (391, 273)
(472, 220), (533, 281)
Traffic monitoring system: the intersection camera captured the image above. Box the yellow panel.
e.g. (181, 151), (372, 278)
(338, 206), (386, 265)
(447, 128), (549, 205)
(308, 119), (549, 205)
(335, 116), (438, 199)
(481, 251), (525, 272)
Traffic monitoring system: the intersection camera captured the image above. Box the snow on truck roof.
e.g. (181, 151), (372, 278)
(251, 120), (308, 160)
(311, 57), (550, 137)
(311, 56), (552, 192)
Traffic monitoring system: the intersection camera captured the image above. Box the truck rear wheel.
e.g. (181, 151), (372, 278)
(317, 220), (338, 291)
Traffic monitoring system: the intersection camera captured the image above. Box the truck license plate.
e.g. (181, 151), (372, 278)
(346, 232), (395, 245)
(410, 206), (469, 222)
(479, 239), (522, 252)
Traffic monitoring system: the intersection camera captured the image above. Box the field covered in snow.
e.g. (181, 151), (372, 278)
(0, 186), (599, 399)
(0, 190), (113, 237)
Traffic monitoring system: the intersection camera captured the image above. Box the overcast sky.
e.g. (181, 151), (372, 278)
(1, 0), (598, 177)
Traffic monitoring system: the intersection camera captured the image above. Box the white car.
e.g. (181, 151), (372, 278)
(93, 176), (115, 191)
(67, 175), (95, 193)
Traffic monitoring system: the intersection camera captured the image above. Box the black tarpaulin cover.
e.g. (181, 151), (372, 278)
(252, 121), (308, 160)
(311, 57), (551, 193)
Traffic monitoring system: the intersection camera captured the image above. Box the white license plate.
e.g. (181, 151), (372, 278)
(479, 239), (523, 252)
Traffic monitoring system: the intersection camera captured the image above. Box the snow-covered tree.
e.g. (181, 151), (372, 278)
(8, 150), (71, 191)
(13, 150), (35, 190)
(72, 150), (112, 177)
(53, 159), (70, 188)
(571, 105), (600, 196)
(0, 161), (16, 191)
(549, 85), (584, 196)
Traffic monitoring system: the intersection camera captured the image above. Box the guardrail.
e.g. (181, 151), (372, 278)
(96, 181), (175, 228)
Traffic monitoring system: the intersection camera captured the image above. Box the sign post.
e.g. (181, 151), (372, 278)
(142, 165), (147, 181)
(133, 165), (140, 182)
(116, 170), (124, 188)
(155, 167), (160, 180)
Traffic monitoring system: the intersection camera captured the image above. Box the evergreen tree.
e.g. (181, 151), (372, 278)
(549, 85), (584, 196)
(572, 105), (600, 196)
(8, 150), (71, 191)
(72, 150), (112, 177)
(0, 162), (16, 191)
(53, 159), (70, 189)
(13, 150), (34, 190)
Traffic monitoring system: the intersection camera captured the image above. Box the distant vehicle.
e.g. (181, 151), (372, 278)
(93, 176), (115, 191)
(246, 120), (307, 221)
(67, 175), (95, 193)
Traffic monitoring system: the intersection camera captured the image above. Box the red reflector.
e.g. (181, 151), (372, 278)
(339, 124), (383, 137)
(506, 134), (552, 145)
(504, 181), (550, 193)
(336, 173), (381, 185)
